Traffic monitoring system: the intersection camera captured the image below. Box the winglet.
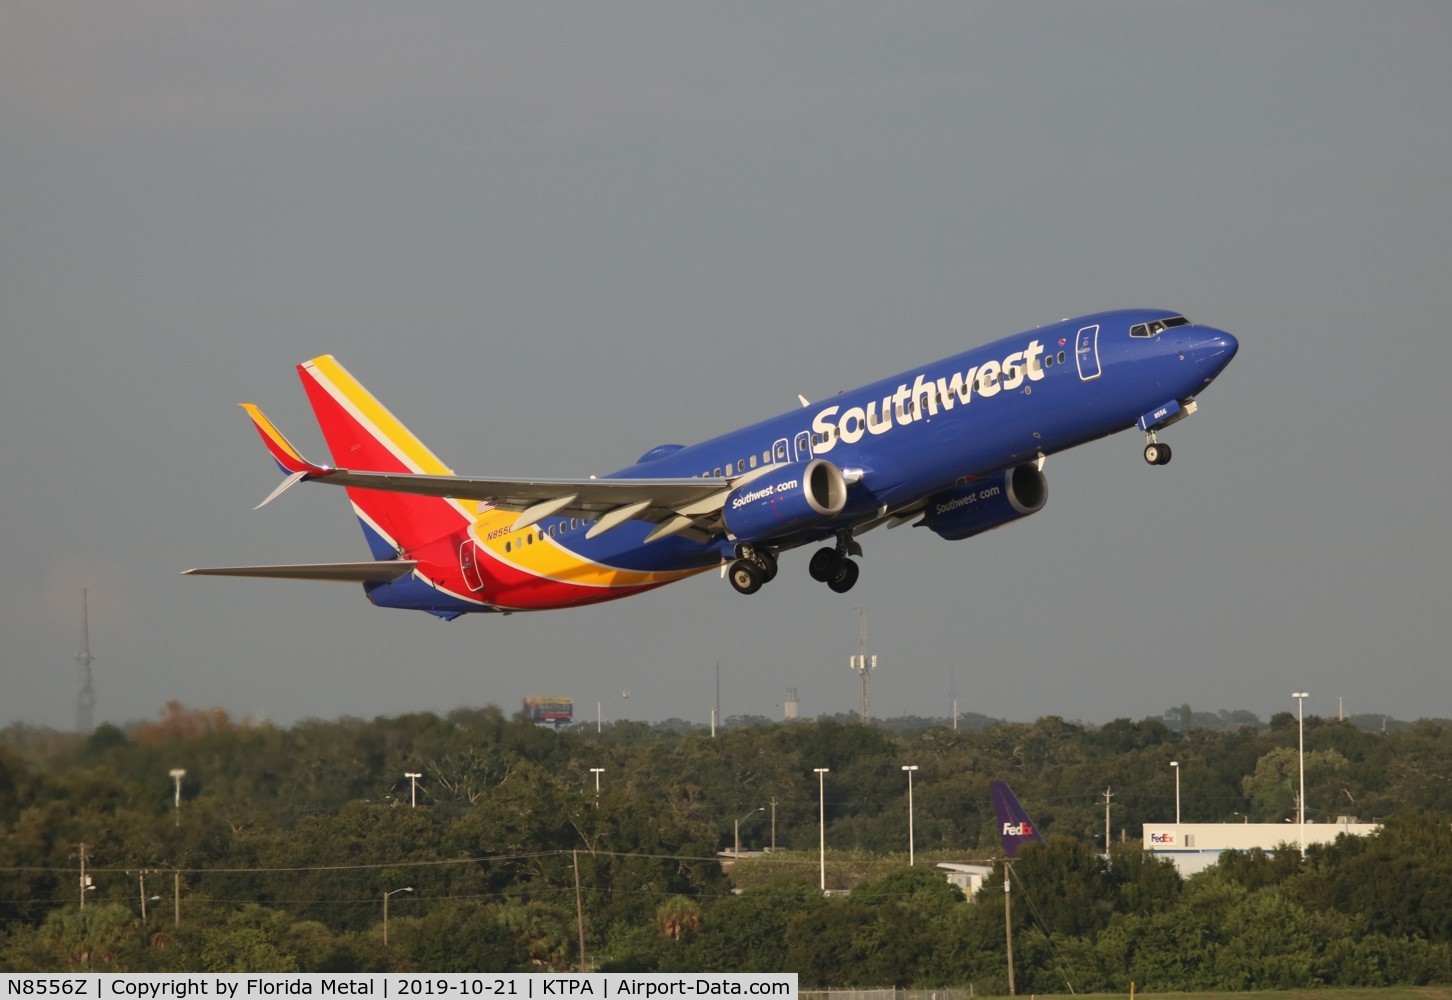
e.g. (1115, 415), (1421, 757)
(241, 403), (323, 477)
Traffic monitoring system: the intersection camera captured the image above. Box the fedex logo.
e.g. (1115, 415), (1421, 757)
(1151, 832), (1176, 844)
(1002, 821), (1035, 837)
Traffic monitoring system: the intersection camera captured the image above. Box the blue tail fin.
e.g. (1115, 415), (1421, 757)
(990, 781), (1046, 858)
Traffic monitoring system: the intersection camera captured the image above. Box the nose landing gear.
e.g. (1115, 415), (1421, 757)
(1139, 399), (1197, 466)
(1143, 436), (1172, 466)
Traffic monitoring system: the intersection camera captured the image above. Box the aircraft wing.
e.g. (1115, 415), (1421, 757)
(242, 401), (765, 542)
(303, 468), (739, 541)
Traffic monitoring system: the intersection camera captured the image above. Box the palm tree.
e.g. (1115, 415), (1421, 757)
(655, 896), (702, 941)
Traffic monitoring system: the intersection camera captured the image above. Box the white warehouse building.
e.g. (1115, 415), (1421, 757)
(1143, 818), (1381, 876)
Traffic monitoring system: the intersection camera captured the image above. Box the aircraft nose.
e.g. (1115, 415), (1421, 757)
(1191, 326), (1238, 375)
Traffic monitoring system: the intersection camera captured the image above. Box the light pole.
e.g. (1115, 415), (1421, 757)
(168, 769), (186, 827)
(1293, 691), (1309, 858)
(383, 886), (413, 946)
(814, 768), (830, 892)
(590, 767), (604, 794)
(734, 807), (763, 856)
(1170, 761), (1181, 824)
(404, 772), (422, 808)
(901, 765), (919, 865)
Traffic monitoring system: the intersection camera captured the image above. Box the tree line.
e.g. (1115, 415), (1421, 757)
(1, 701), (1449, 982)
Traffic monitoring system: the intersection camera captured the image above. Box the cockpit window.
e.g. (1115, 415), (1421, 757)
(1130, 314), (1191, 337)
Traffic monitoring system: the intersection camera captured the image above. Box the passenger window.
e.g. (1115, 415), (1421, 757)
(737, 460), (745, 473)
(1058, 351), (1066, 364)
(1044, 354), (1053, 368)
(749, 454), (757, 469)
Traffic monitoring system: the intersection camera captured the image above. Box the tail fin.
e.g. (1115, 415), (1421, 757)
(989, 781), (1046, 858)
(296, 355), (468, 559)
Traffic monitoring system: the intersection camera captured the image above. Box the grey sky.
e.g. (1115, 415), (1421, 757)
(3, 2), (1449, 733)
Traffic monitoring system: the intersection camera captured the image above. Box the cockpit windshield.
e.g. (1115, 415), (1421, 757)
(1129, 315), (1191, 338)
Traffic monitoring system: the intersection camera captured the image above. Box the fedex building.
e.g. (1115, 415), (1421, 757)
(1143, 818), (1380, 876)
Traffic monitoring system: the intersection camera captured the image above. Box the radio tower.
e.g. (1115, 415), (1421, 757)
(75, 588), (95, 734)
(850, 607), (876, 723)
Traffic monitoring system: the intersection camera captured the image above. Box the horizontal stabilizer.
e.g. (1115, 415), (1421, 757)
(182, 561), (418, 583)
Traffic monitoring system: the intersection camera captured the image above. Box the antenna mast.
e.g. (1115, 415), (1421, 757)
(75, 588), (95, 733)
(850, 607), (876, 723)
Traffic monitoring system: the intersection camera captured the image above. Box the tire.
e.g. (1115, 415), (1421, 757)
(729, 560), (764, 595)
(827, 558), (860, 593)
(809, 547), (840, 582)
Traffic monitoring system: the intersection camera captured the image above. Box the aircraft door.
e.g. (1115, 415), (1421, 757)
(1075, 324), (1102, 381)
(459, 541), (485, 592)
(794, 430), (813, 460)
(770, 437), (791, 465)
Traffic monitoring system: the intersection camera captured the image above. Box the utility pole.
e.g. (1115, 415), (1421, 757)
(1004, 860), (1016, 995)
(573, 850), (587, 971)
(1103, 787), (1114, 853)
(850, 608), (876, 723)
(78, 843), (90, 908)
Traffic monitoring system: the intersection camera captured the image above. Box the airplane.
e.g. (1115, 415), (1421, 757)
(990, 781), (1047, 858)
(184, 309), (1237, 617)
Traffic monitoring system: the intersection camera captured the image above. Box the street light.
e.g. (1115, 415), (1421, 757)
(1293, 691), (1309, 858)
(814, 768), (830, 892)
(590, 767), (604, 793)
(383, 886), (413, 946)
(404, 772), (422, 809)
(734, 807), (764, 856)
(1170, 761), (1181, 824)
(168, 769), (186, 827)
(901, 765), (919, 866)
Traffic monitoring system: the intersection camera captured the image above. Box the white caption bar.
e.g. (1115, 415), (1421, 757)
(1, 975), (797, 1000)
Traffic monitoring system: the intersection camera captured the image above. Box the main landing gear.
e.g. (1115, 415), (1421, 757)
(808, 532), (863, 594)
(727, 544), (778, 596)
(727, 532), (863, 595)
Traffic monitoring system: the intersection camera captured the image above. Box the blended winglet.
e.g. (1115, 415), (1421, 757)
(242, 402), (322, 477)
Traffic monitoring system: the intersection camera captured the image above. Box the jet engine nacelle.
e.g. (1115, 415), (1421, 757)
(721, 459), (849, 542)
(922, 464), (1047, 541)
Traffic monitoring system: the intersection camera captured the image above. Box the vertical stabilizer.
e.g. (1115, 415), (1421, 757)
(296, 355), (468, 559)
(990, 781), (1046, 858)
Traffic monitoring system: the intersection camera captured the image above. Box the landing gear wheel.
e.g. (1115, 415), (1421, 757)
(1144, 442), (1172, 466)
(758, 551), (779, 583)
(729, 560), (764, 595)
(826, 557), (860, 593)
(809, 547), (840, 582)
